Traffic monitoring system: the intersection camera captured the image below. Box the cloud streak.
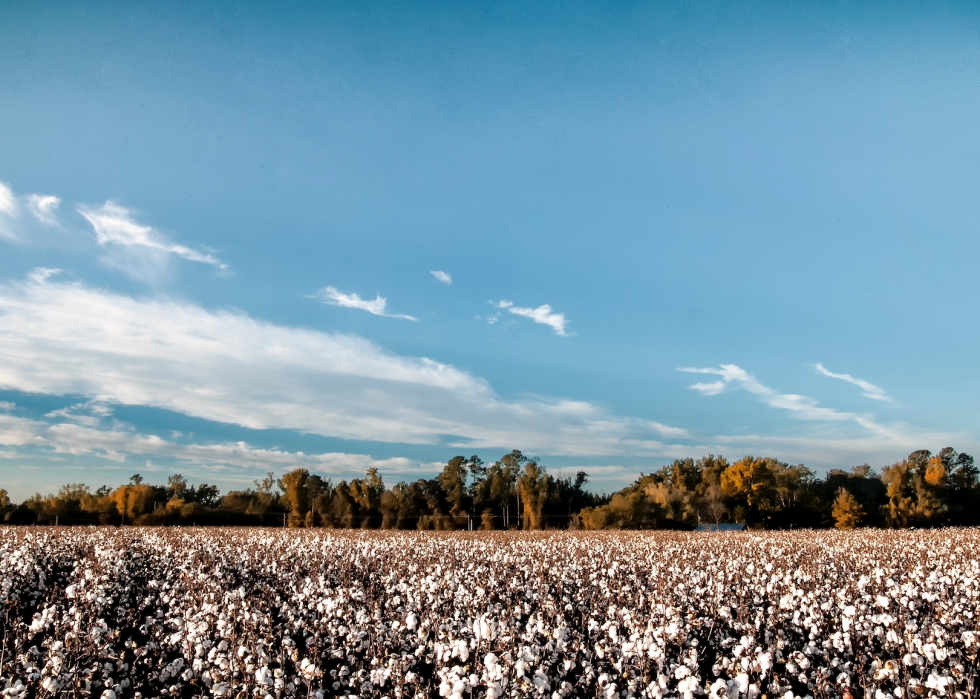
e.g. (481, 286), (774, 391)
(430, 270), (452, 285)
(78, 202), (225, 271)
(677, 363), (891, 435)
(315, 286), (418, 320)
(494, 300), (572, 336)
(814, 363), (893, 402)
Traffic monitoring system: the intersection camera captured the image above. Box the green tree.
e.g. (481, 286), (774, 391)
(439, 455), (479, 524)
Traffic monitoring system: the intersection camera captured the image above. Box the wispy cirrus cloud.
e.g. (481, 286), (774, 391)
(493, 300), (572, 336)
(814, 363), (893, 402)
(677, 363), (890, 435)
(315, 286), (418, 321)
(430, 270), (452, 285)
(27, 195), (62, 227)
(0, 181), (63, 239)
(78, 202), (225, 278)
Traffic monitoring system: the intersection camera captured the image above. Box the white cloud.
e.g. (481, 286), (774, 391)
(0, 411), (421, 476)
(0, 273), (683, 457)
(814, 363), (893, 402)
(28, 268), (60, 283)
(0, 182), (16, 216)
(0, 401), (15, 412)
(0, 182), (19, 239)
(677, 363), (892, 435)
(493, 300), (572, 336)
(0, 414), (47, 448)
(77, 202), (225, 278)
(430, 270), (452, 285)
(315, 286), (418, 321)
(27, 195), (61, 226)
(46, 400), (115, 428)
(0, 183), (71, 239)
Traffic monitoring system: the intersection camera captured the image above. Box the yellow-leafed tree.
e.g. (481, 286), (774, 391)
(832, 488), (864, 530)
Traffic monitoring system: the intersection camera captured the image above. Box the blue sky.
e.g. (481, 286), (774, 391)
(1, 0), (979, 500)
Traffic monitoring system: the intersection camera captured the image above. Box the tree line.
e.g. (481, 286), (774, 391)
(1, 447), (976, 530)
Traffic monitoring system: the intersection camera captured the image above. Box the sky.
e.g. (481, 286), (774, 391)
(1, 0), (979, 501)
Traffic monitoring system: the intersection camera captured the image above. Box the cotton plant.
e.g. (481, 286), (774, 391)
(1, 528), (979, 698)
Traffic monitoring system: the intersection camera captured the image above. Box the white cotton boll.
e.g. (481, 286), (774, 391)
(734, 673), (749, 694)
(101, 691), (117, 699)
(678, 676), (698, 699)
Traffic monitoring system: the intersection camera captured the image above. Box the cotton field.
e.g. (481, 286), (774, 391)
(1, 528), (977, 699)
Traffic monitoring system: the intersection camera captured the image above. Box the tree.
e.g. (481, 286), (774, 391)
(439, 456), (480, 524)
(194, 483), (220, 507)
(499, 450), (528, 527)
(881, 450), (948, 527)
(699, 482), (728, 526)
(279, 469), (313, 527)
(581, 491), (653, 530)
(110, 484), (157, 523)
(348, 468), (385, 528)
(832, 489), (864, 530)
(517, 460), (551, 529)
(167, 474), (189, 497)
(720, 457), (779, 525)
